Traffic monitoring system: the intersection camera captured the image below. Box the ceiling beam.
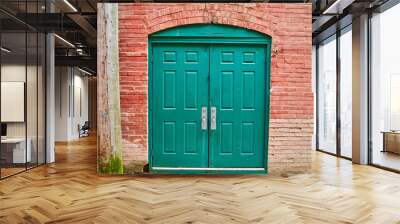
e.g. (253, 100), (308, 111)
(322, 0), (355, 14)
(55, 55), (96, 69)
(67, 13), (97, 46)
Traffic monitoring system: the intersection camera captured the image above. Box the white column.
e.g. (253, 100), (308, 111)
(352, 14), (369, 164)
(46, 32), (55, 163)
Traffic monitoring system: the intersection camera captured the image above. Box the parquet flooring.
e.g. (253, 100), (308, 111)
(1, 167), (26, 178)
(1, 135), (400, 224)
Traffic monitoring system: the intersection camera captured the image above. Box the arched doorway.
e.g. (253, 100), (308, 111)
(148, 24), (271, 174)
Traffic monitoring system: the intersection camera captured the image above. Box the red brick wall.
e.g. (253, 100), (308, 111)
(118, 3), (313, 173)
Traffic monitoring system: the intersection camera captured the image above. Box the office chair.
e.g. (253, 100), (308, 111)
(79, 121), (90, 138)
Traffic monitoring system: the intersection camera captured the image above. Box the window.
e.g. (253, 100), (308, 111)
(370, 3), (400, 171)
(316, 25), (353, 159)
(317, 35), (337, 154)
(340, 26), (352, 158)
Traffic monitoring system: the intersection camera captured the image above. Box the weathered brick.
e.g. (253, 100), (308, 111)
(118, 3), (313, 174)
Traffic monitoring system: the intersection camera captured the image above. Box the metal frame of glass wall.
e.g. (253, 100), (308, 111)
(315, 24), (353, 160)
(0, 0), (47, 180)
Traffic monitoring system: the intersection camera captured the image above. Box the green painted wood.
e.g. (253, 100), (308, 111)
(152, 44), (209, 167)
(150, 169), (266, 174)
(149, 24), (271, 173)
(152, 24), (269, 39)
(209, 45), (266, 168)
(149, 24), (271, 45)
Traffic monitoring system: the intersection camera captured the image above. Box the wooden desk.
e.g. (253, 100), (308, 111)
(382, 131), (400, 154)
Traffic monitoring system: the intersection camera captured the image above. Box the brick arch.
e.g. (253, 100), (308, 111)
(118, 3), (313, 174)
(148, 24), (273, 43)
(144, 4), (275, 38)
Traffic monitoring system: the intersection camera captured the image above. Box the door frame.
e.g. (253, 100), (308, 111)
(148, 24), (272, 174)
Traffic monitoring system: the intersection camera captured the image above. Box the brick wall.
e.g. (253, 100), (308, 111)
(118, 3), (313, 173)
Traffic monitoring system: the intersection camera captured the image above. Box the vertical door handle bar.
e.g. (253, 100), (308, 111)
(211, 107), (217, 130)
(201, 107), (207, 130)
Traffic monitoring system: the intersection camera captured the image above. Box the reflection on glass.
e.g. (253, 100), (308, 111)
(371, 4), (400, 171)
(0, 1), (47, 179)
(27, 31), (38, 169)
(1, 31), (27, 177)
(340, 27), (352, 158)
(318, 35), (337, 154)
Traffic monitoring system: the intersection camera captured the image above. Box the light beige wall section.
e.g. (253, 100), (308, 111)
(1, 63), (43, 163)
(55, 66), (70, 141)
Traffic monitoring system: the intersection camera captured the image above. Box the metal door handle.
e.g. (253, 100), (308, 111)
(201, 107), (207, 130)
(211, 107), (217, 130)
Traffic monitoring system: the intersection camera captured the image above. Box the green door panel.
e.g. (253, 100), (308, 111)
(152, 44), (209, 167)
(209, 45), (266, 168)
(151, 40), (268, 171)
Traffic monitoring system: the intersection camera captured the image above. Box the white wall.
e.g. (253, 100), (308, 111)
(71, 72), (89, 138)
(1, 64), (25, 81)
(55, 67), (89, 141)
(55, 66), (69, 141)
(1, 62), (46, 164)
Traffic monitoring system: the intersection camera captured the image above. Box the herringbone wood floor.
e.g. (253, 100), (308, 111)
(1, 135), (400, 224)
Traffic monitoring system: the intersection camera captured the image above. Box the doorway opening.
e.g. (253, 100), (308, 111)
(148, 24), (272, 174)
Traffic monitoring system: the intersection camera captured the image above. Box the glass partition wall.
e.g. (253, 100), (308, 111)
(316, 25), (353, 159)
(0, 29), (28, 177)
(0, 1), (47, 179)
(370, 3), (400, 171)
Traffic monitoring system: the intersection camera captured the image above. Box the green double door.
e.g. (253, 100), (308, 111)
(152, 43), (266, 171)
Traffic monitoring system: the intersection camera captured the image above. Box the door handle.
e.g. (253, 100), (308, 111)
(211, 106), (217, 130)
(201, 107), (207, 130)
